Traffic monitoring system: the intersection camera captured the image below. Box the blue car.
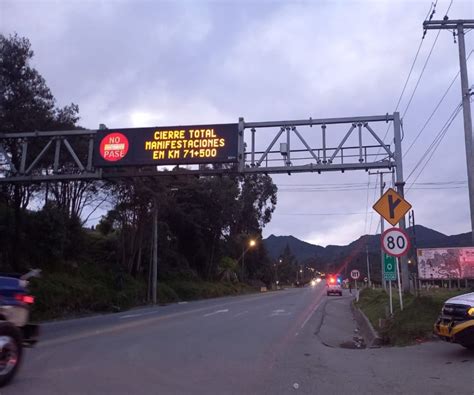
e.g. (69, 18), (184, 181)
(0, 270), (40, 387)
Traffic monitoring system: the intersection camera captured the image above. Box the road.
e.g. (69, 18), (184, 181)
(6, 284), (473, 394)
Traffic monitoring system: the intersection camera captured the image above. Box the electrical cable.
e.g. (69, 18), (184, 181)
(368, 173), (379, 234)
(403, 49), (473, 158)
(375, 0), (450, 160)
(406, 102), (463, 189)
(363, 174), (371, 235)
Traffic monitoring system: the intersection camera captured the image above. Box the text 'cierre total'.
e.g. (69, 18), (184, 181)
(144, 128), (226, 160)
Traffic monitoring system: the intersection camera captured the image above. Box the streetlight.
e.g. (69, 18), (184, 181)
(240, 238), (257, 281)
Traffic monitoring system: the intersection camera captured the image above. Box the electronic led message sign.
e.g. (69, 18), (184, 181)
(94, 123), (239, 167)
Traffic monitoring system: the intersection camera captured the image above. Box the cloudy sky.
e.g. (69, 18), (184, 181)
(1, 0), (473, 246)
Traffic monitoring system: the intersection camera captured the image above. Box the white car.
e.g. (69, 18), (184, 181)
(434, 292), (474, 350)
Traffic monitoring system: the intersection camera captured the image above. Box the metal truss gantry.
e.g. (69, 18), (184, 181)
(239, 114), (397, 174)
(0, 113), (402, 182)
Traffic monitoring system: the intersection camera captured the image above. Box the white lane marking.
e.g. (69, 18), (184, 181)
(120, 313), (142, 319)
(300, 300), (323, 330)
(178, 302), (188, 305)
(119, 311), (157, 319)
(234, 310), (249, 317)
(270, 309), (292, 317)
(203, 309), (229, 317)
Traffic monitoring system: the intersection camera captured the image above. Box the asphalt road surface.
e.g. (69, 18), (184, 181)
(6, 284), (473, 394)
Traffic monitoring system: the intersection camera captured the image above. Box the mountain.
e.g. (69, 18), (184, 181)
(263, 225), (472, 279)
(264, 235), (325, 262)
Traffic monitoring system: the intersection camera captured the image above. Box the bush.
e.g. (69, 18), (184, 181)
(167, 280), (256, 301)
(29, 265), (146, 321)
(157, 283), (179, 304)
(28, 266), (258, 322)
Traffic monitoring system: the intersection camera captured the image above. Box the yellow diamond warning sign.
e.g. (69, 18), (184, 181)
(373, 188), (412, 226)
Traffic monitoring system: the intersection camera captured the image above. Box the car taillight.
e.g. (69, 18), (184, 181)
(15, 294), (35, 304)
(329, 278), (335, 284)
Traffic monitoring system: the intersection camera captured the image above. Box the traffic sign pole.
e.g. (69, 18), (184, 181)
(389, 280), (393, 315)
(396, 257), (404, 311)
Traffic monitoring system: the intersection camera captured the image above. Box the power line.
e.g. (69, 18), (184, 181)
(364, 174), (371, 235)
(403, 49), (473, 159)
(406, 101), (462, 181)
(368, 174), (379, 234)
(402, 0), (454, 118)
(277, 186), (467, 192)
(375, 0), (451, 160)
(277, 212), (367, 216)
(374, 1), (441, 161)
(406, 102), (463, 189)
(276, 180), (466, 187)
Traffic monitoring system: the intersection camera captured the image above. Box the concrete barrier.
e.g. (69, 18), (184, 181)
(351, 302), (383, 348)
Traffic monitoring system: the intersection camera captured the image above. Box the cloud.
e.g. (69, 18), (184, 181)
(1, 0), (473, 245)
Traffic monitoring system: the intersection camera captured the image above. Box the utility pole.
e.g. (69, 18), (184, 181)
(366, 244), (371, 287)
(423, 19), (474, 245)
(241, 243), (245, 281)
(393, 112), (411, 292)
(380, 172), (386, 290)
(152, 196), (158, 304)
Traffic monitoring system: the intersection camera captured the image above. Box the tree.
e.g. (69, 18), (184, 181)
(0, 33), (80, 270)
(277, 244), (299, 284)
(232, 174), (277, 236)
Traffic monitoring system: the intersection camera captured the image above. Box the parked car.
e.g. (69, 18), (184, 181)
(434, 292), (474, 350)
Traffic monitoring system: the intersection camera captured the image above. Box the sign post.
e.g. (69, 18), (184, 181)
(351, 269), (360, 291)
(381, 228), (410, 311)
(396, 257), (404, 311)
(389, 280), (393, 315)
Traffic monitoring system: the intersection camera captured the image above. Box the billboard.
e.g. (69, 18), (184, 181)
(417, 247), (474, 279)
(93, 123), (239, 167)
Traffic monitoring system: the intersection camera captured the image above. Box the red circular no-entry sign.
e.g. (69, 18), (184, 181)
(99, 132), (129, 162)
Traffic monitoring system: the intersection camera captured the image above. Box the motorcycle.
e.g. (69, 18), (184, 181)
(0, 269), (40, 386)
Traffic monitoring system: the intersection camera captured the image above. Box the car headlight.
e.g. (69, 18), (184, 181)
(468, 307), (474, 317)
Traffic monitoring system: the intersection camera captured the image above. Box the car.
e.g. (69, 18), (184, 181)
(326, 275), (343, 296)
(0, 270), (40, 386)
(433, 292), (474, 350)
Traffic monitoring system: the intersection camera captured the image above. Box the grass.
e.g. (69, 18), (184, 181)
(355, 287), (469, 346)
(29, 266), (259, 322)
(166, 280), (257, 301)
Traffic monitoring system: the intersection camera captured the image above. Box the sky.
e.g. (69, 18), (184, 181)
(1, 0), (473, 246)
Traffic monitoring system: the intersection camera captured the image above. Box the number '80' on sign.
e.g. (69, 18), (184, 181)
(381, 227), (411, 257)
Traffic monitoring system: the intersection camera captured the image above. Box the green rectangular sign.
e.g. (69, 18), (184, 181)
(383, 253), (397, 281)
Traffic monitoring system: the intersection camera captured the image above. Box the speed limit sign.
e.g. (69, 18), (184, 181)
(381, 227), (411, 257)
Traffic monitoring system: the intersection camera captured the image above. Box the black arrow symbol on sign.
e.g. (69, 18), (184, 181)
(388, 194), (401, 219)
